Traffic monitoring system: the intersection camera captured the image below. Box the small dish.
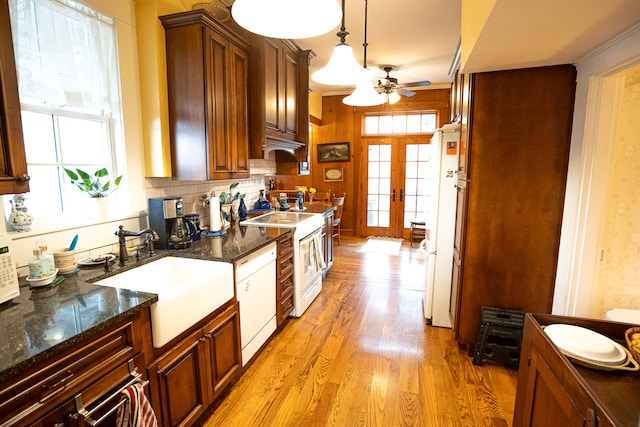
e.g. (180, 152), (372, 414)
(78, 254), (116, 266)
(27, 269), (59, 287)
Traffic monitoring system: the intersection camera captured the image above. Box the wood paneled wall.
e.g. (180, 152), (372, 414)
(275, 89), (450, 237)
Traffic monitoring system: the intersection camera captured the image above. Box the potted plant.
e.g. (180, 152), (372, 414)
(63, 167), (122, 198)
(63, 167), (122, 219)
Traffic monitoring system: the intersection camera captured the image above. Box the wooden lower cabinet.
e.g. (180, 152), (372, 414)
(0, 313), (147, 426)
(147, 302), (241, 427)
(514, 313), (640, 427)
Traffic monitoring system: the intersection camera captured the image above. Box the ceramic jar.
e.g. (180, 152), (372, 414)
(9, 194), (33, 232)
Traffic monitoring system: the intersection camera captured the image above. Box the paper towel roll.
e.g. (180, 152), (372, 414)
(209, 196), (221, 232)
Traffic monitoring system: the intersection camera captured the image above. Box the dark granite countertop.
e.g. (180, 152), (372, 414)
(0, 222), (291, 383)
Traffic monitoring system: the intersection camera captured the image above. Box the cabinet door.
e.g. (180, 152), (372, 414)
(148, 329), (208, 427)
(0, 1), (30, 194)
(228, 43), (250, 177)
(283, 49), (299, 136)
(515, 349), (585, 427)
(457, 73), (473, 181)
(207, 30), (249, 180)
(203, 303), (241, 402)
(451, 181), (466, 336)
(264, 39), (280, 131)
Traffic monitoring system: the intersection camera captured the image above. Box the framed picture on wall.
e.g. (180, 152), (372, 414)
(317, 142), (350, 163)
(323, 167), (344, 182)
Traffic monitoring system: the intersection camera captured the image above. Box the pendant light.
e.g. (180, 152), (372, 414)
(231, 0), (342, 39)
(342, 0), (386, 106)
(311, 0), (364, 86)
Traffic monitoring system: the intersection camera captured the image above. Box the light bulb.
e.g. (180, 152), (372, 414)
(388, 91), (401, 104)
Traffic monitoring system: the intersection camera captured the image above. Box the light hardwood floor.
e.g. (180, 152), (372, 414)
(205, 236), (518, 426)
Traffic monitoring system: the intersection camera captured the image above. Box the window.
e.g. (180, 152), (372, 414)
(7, 0), (123, 224)
(364, 113), (436, 135)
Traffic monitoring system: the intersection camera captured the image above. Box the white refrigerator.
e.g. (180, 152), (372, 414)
(423, 123), (460, 328)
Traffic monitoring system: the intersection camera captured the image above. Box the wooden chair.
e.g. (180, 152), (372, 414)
(332, 193), (346, 245)
(312, 189), (331, 204)
(409, 219), (427, 247)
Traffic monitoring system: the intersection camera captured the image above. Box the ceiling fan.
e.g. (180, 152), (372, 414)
(377, 66), (431, 103)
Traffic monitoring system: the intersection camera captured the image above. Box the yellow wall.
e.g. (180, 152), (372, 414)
(460, 0), (496, 70)
(593, 64), (640, 317)
(134, 0), (188, 177)
(309, 91), (322, 121)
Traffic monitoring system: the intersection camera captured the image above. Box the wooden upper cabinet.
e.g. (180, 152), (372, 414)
(0, 1), (30, 194)
(247, 35), (310, 160)
(161, 10), (250, 181)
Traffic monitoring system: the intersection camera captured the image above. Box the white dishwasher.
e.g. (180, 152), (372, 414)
(235, 242), (277, 366)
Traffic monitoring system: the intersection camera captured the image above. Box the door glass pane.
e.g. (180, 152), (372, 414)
(367, 144), (391, 227)
(380, 144), (391, 161)
(407, 115), (421, 132)
(379, 116), (392, 134)
(404, 143), (432, 227)
(364, 116), (378, 134)
(393, 115), (406, 134)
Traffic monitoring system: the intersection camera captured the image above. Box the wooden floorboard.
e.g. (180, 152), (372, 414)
(204, 236), (518, 427)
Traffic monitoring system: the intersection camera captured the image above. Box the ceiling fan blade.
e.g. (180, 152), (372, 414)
(397, 88), (415, 97)
(402, 80), (432, 88)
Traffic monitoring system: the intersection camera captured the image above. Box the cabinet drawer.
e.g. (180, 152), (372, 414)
(278, 254), (294, 278)
(0, 321), (140, 425)
(35, 352), (147, 427)
(277, 236), (294, 256)
(278, 292), (295, 323)
(280, 273), (294, 296)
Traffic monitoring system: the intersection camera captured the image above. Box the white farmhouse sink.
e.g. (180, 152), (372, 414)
(96, 256), (234, 348)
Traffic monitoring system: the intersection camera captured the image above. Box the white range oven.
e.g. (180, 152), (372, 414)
(241, 211), (325, 317)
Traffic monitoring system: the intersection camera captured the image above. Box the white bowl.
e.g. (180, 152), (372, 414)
(26, 269), (59, 287)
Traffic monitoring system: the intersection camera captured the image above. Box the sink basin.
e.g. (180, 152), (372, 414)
(96, 256), (234, 348)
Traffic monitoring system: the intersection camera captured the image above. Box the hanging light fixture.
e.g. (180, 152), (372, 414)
(311, 0), (364, 86)
(342, 0), (386, 106)
(231, 0), (342, 39)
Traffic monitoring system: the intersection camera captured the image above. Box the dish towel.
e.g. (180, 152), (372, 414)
(116, 383), (157, 427)
(311, 233), (326, 272)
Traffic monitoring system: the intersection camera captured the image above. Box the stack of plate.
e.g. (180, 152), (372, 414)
(544, 324), (639, 371)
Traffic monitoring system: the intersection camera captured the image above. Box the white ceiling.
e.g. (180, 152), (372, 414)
(292, 0), (640, 97)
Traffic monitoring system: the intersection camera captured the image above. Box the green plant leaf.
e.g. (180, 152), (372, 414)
(77, 169), (91, 181)
(63, 168), (79, 181)
(94, 167), (109, 178)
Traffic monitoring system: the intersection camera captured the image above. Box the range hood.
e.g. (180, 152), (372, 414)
(264, 137), (309, 176)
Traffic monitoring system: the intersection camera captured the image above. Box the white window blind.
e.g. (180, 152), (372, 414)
(7, 0), (123, 225)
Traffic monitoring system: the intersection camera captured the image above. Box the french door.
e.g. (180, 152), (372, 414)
(361, 136), (432, 238)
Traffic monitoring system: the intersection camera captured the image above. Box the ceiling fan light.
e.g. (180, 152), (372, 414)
(311, 44), (364, 86)
(388, 91), (401, 104)
(343, 68), (387, 106)
(231, 0), (342, 39)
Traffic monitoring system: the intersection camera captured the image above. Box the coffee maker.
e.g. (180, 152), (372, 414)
(148, 197), (191, 249)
